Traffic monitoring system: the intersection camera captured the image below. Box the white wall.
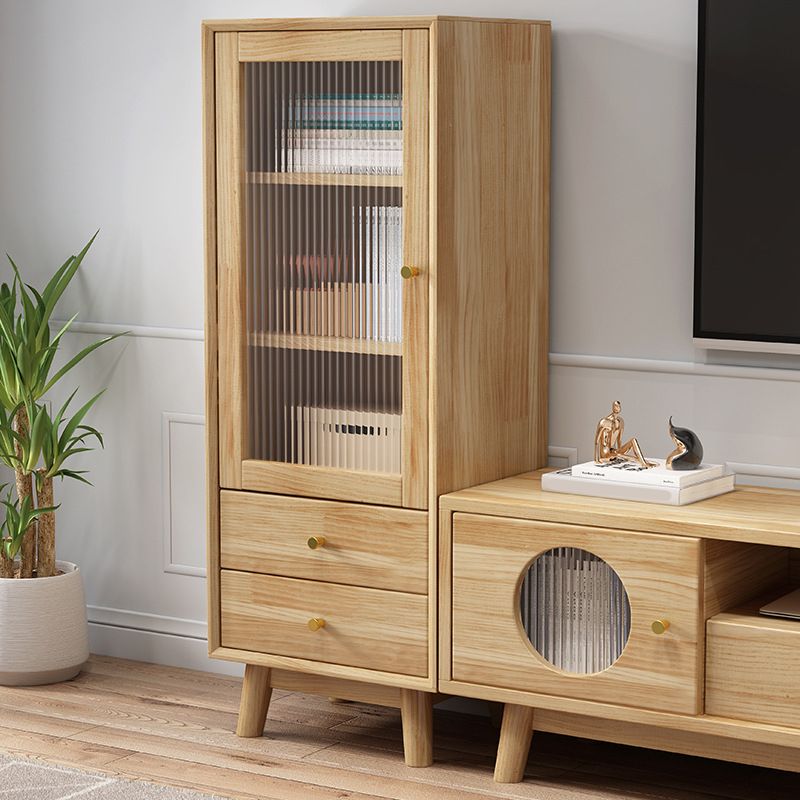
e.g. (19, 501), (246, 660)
(1, 0), (798, 673)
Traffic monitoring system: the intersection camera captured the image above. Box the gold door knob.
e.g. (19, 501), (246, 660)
(308, 617), (326, 631)
(401, 266), (420, 279)
(651, 619), (671, 635)
(307, 536), (326, 550)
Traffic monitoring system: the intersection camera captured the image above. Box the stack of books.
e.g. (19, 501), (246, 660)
(356, 206), (402, 342)
(294, 406), (401, 473)
(542, 458), (734, 505)
(277, 202), (403, 343)
(280, 93), (402, 175)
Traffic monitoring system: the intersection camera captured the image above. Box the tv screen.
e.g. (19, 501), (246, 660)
(695, 0), (800, 347)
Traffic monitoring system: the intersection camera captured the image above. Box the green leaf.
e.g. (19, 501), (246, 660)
(42, 333), (124, 394)
(37, 232), (98, 344)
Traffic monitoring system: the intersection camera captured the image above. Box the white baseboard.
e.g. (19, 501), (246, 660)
(87, 605), (207, 640)
(88, 622), (242, 677)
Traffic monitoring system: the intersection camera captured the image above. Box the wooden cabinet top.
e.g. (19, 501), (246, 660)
(440, 470), (800, 548)
(202, 17), (551, 33)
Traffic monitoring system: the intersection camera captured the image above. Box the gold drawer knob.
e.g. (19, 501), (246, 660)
(651, 619), (671, 635)
(307, 536), (326, 550)
(308, 617), (326, 632)
(401, 266), (420, 279)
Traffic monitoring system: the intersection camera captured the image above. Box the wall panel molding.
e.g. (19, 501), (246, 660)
(550, 352), (800, 383)
(52, 320), (203, 341)
(47, 326), (800, 383)
(162, 412), (207, 577)
(548, 446), (579, 468)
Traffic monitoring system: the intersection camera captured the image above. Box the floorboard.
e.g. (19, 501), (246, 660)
(0, 656), (797, 799)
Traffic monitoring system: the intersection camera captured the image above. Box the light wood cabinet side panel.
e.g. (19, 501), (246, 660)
(215, 32), (245, 489)
(437, 506), (453, 681)
(433, 21), (550, 496)
(401, 29), (430, 511)
(203, 25), (221, 650)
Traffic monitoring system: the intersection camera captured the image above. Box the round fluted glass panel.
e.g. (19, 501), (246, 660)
(519, 547), (631, 674)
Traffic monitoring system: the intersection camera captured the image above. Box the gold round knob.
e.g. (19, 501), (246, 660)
(308, 617), (326, 631)
(307, 536), (326, 550)
(651, 619), (671, 635)
(400, 266), (420, 279)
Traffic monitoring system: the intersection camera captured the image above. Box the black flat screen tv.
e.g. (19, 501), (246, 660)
(694, 0), (800, 352)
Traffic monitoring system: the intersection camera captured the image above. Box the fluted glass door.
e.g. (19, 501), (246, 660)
(245, 60), (403, 474)
(214, 30), (428, 508)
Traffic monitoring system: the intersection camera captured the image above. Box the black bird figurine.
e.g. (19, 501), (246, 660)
(666, 417), (703, 470)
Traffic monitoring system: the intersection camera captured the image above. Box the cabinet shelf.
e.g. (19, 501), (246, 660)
(249, 331), (402, 356)
(247, 171), (403, 188)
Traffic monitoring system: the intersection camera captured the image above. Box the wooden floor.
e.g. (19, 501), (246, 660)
(0, 656), (797, 799)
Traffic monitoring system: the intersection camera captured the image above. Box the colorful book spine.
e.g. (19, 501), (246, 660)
(279, 93), (403, 174)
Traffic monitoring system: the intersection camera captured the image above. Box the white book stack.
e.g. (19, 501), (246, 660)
(283, 130), (402, 174)
(281, 94), (403, 175)
(571, 458), (725, 487)
(354, 206), (403, 343)
(543, 462), (734, 506)
(295, 406), (401, 473)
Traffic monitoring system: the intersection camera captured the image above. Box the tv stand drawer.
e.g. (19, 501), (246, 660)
(451, 513), (703, 715)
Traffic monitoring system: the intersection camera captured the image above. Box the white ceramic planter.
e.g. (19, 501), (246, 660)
(0, 561), (89, 685)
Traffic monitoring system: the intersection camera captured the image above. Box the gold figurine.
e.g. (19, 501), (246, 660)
(594, 400), (655, 469)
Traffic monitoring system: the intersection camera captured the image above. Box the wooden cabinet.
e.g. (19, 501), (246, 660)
(204, 15), (551, 766)
(440, 473), (800, 781)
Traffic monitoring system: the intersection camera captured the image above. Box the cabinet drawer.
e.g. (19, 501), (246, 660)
(451, 513), (703, 714)
(220, 491), (428, 593)
(221, 570), (428, 676)
(706, 607), (800, 727)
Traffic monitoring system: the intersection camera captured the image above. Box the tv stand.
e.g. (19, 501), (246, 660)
(439, 471), (800, 781)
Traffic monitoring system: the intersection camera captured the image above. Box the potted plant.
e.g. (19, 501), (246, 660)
(0, 235), (120, 685)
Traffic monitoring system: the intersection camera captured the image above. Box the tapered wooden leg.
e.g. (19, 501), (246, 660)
(494, 703), (534, 783)
(400, 689), (433, 767)
(236, 664), (272, 737)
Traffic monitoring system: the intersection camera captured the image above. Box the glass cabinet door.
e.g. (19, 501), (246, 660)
(215, 31), (428, 509)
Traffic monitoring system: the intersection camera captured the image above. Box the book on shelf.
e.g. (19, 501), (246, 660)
(292, 254), (345, 283)
(285, 283), (368, 338)
(759, 588), (800, 621)
(571, 458), (726, 488)
(290, 93), (402, 129)
(542, 468), (735, 506)
(295, 406), (401, 473)
(354, 206), (403, 343)
(281, 203), (403, 344)
(277, 92), (403, 175)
